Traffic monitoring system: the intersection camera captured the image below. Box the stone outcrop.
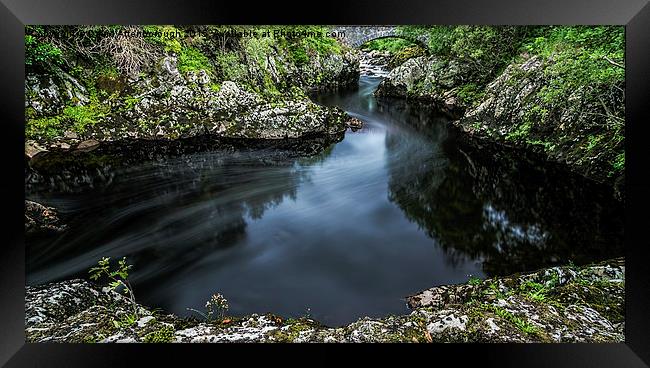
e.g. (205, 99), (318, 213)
(26, 258), (624, 343)
(25, 27), (361, 157)
(25, 56), (355, 154)
(374, 55), (473, 118)
(25, 200), (66, 235)
(455, 55), (624, 192)
(294, 51), (360, 92)
(25, 71), (89, 117)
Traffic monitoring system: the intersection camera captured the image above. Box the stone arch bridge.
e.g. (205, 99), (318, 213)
(330, 26), (429, 49)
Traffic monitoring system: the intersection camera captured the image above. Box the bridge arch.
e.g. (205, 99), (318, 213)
(331, 26), (429, 49)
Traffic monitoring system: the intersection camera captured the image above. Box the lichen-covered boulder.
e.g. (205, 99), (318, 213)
(24, 26), (362, 155)
(291, 50), (360, 92)
(25, 70), (89, 117)
(407, 257), (625, 343)
(374, 55), (473, 118)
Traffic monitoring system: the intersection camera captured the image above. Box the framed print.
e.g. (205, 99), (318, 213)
(1, 0), (649, 366)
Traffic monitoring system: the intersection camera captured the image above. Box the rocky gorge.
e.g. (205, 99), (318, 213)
(25, 26), (625, 343)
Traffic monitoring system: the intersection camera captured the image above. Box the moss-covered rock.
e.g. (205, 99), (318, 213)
(374, 55), (473, 118)
(24, 26), (360, 156)
(407, 257), (624, 342)
(456, 54), (624, 193)
(26, 258), (624, 343)
(374, 51), (624, 196)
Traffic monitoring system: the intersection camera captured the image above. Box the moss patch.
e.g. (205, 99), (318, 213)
(143, 325), (175, 343)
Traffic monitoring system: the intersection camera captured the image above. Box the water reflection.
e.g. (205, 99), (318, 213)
(376, 96), (623, 276)
(27, 147), (319, 286)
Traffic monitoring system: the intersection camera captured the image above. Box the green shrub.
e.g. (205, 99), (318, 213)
(481, 304), (540, 335)
(612, 152), (625, 173)
(362, 38), (416, 53)
(506, 122), (532, 142)
(142, 25), (183, 53)
(89, 257), (139, 318)
(456, 83), (485, 106)
(62, 96), (109, 133)
(177, 47), (212, 74)
(216, 52), (247, 82)
(25, 116), (64, 139)
(275, 26), (342, 66)
(25, 27), (64, 71)
(526, 26), (625, 123)
(468, 275), (482, 286)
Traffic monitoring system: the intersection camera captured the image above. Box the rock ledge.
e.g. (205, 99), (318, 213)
(26, 258), (624, 343)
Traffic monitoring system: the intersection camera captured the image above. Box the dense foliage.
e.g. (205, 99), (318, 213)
(524, 26), (625, 119)
(396, 26), (624, 107)
(399, 26), (534, 85)
(361, 38), (416, 53)
(25, 26), (64, 72)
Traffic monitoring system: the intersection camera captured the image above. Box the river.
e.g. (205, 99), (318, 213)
(25, 60), (624, 326)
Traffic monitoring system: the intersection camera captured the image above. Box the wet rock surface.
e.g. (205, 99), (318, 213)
(25, 200), (66, 235)
(26, 258), (624, 343)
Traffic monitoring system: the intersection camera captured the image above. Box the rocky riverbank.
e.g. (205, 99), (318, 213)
(26, 258), (624, 343)
(376, 54), (624, 195)
(25, 26), (360, 160)
(374, 27), (625, 196)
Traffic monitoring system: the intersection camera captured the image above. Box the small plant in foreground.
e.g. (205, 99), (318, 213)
(89, 257), (138, 317)
(482, 304), (540, 336)
(206, 293), (229, 319)
(113, 313), (138, 329)
(519, 281), (548, 302)
(187, 293), (229, 321)
(468, 275), (482, 286)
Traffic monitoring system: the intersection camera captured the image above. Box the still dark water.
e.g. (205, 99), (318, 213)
(26, 72), (624, 326)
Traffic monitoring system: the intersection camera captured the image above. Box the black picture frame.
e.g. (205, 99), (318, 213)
(1, 0), (649, 366)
